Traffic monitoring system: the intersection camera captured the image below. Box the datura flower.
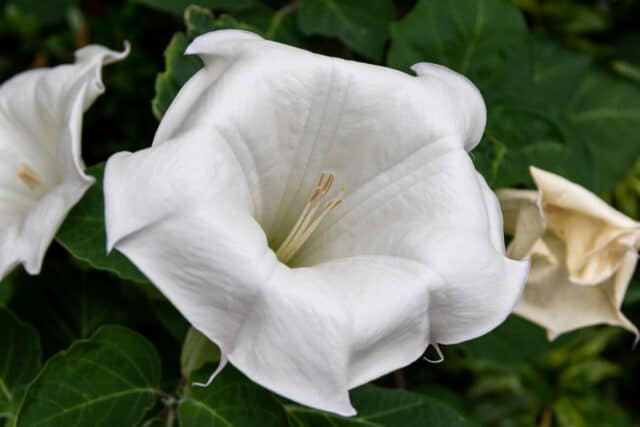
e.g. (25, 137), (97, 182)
(499, 167), (640, 341)
(0, 44), (129, 280)
(104, 30), (528, 415)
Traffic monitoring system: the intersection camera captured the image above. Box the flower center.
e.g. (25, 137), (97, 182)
(276, 172), (345, 264)
(16, 164), (42, 190)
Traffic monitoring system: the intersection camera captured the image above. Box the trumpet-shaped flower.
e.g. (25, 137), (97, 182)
(499, 166), (640, 340)
(0, 44), (129, 280)
(104, 30), (528, 415)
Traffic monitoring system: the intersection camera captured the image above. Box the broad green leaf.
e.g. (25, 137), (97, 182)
(0, 308), (41, 421)
(390, 1), (640, 193)
(493, 39), (640, 192)
(265, 5), (308, 47)
(388, 0), (528, 79)
(9, 265), (128, 356)
(178, 366), (288, 427)
(287, 385), (468, 426)
(152, 6), (258, 120)
(16, 326), (161, 427)
(186, 9), (257, 38)
(473, 38), (593, 188)
(133, 0), (255, 15)
(563, 68), (640, 192)
(180, 328), (219, 378)
(460, 316), (550, 367)
(152, 32), (203, 120)
(296, 0), (394, 61)
(56, 164), (148, 284)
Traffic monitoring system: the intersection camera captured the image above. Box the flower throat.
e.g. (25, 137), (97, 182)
(276, 173), (344, 264)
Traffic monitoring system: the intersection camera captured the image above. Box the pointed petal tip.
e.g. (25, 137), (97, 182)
(192, 354), (229, 388)
(72, 41), (130, 95)
(410, 62), (486, 151)
(337, 405), (357, 417)
(529, 165), (548, 186)
(185, 29), (263, 58)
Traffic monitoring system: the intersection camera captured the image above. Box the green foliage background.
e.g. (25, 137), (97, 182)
(1, 0), (639, 426)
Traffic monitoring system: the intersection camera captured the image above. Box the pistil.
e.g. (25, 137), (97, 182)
(276, 173), (344, 263)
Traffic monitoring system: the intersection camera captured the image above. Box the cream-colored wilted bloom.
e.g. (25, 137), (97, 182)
(499, 166), (640, 341)
(104, 30), (528, 416)
(0, 44), (129, 280)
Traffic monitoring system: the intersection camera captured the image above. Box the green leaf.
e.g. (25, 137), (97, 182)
(388, 0), (528, 79)
(488, 39), (640, 192)
(460, 316), (550, 367)
(297, 0), (394, 61)
(390, 1), (640, 193)
(152, 6), (258, 120)
(152, 32), (203, 120)
(287, 385), (469, 426)
(56, 164), (148, 284)
(16, 325), (161, 427)
(563, 68), (640, 192)
(0, 308), (41, 421)
(265, 5), (308, 47)
(133, 0), (255, 15)
(178, 366), (288, 427)
(9, 265), (128, 357)
(180, 328), (219, 378)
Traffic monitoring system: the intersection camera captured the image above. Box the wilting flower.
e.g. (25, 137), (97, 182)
(0, 44), (129, 280)
(499, 166), (640, 340)
(104, 30), (528, 415)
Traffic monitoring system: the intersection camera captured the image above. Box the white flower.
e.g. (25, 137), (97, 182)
(0, 44), (129, 280)
(104, 30), (528, 415)
(499, 166), (640, 340)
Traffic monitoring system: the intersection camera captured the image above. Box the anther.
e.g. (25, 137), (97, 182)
(17, 164), (41, 190)
(276, 172), (344, 263)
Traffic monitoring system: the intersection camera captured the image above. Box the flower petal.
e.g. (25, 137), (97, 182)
(293, 150), (528, 344)
(105, 128), (442, 415)
(515, 234), (639, 339)
(105, 126), (264, 350)
(496, 188), (545, 260)
(228, 256), (438, 415)
(104, 127), (254, 251)
(151, 30), (488, 245)
(411, 62), (486, 152)
(0, 43), (129, 278)
(530, 166), (640, 285)
(106, 30), (527, 413)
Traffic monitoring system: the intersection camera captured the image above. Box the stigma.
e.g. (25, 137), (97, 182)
(276, 172), (345, 264)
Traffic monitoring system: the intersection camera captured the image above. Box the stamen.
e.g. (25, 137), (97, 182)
(276, 174), (344, 263)
(16, 164), (41, 190)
